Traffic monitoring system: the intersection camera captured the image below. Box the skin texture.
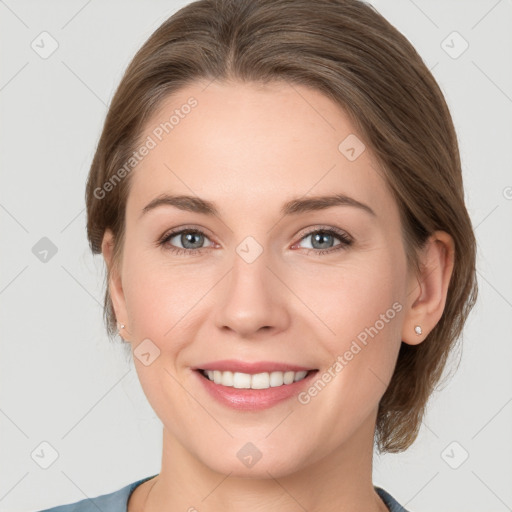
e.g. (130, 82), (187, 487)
(101, 80), (454, 512)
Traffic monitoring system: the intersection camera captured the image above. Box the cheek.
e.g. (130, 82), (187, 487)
(120, 244), (190, 334)
(292, 250), (405, 437)
(120, 251), (199, 430)
(296, 246), (405, 352)
(301, 245), (406, 413)
(120, 247), (221, 362)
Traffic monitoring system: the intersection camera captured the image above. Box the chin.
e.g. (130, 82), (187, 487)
(194, 441), (308, 479)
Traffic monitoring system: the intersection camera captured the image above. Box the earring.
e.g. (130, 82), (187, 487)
(117, 322), (125, 333)
(414, 325), (422, 335)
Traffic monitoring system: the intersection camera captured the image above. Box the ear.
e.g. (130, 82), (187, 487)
(101, 228), (130, 340)
(401, 231), (455, 345)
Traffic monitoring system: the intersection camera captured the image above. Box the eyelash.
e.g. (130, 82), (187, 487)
(157, 225), (353, 257)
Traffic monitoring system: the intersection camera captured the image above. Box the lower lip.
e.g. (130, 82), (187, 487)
(194, 370), (318, 411)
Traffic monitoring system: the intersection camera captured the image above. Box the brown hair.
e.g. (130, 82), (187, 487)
(85, 0), (478, 453)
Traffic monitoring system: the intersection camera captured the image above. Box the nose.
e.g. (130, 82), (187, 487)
(214, 247), (290, 339)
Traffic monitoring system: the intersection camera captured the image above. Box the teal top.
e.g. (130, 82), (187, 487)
(35, 474), (410, 511)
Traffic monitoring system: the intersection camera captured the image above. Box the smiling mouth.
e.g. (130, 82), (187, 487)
(197, 369), (316, 390)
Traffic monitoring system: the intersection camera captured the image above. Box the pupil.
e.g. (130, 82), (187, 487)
(313, 232), (332, 249)
(183, 232), (203, 249)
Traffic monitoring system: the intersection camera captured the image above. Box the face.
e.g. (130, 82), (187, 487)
(106, 80), (415, 478)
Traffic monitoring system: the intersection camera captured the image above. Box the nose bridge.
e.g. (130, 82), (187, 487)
(214, 234), (289, 336)
(231, 238), (271, 294)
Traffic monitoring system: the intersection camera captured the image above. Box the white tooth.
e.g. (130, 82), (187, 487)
(206, 369), (309, 387)
(251, 372), (270, 389)
(233, 372), (251, 389)
(283, 371), (295, 385)
(269, 371), (284, 387)
(294, 370), (308, 382)
(221, 371), (234, 386)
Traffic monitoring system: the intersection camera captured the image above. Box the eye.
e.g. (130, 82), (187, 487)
(158, 228), (214, 256)
(157, 226), (353, 256)
(293, 227), (353, 255)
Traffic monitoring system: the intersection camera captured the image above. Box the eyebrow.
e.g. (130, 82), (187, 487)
(140, 193), (376, 218)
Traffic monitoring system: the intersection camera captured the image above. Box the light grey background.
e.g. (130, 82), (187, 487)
(1, 1), (511, 511)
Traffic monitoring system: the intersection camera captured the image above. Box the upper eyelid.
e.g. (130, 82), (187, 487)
(296, 225), (351, 240)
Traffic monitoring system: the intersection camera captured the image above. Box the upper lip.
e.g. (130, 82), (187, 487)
(193, 360), (316, 374)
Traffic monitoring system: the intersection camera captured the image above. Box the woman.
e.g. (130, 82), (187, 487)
(37, 0), (477, 510)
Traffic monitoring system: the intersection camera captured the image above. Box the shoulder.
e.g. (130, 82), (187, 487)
(34, 475), (159, 512)
(374, 485), (411, 512)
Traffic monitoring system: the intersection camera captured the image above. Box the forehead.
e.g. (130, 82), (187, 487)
(126, 80), (396, 221)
